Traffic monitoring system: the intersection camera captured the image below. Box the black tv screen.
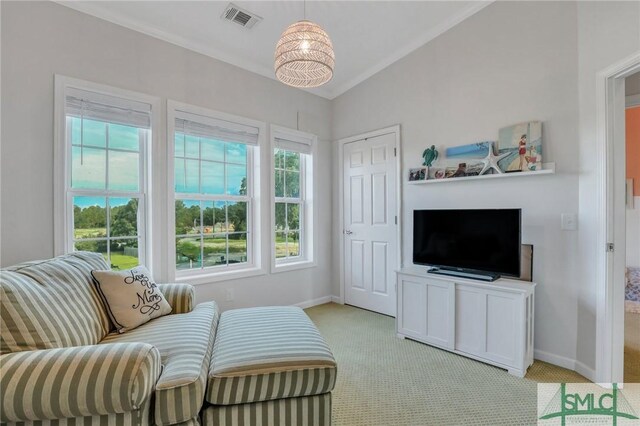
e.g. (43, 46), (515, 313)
(413, 209), (521, 277)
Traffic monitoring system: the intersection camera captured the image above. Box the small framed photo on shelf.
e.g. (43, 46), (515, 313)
(428, 167), (446, 180)
(409, 167), (427, 181)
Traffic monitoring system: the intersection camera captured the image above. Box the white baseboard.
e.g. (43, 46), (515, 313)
(533, 349), (596, 382)
(574, 360), (596, 382)
(534, 349), (577, 371)
(293, 296), (333, 309)
(330, 295), (343, 304)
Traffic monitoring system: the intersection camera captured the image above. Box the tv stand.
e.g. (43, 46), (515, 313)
(396, 267), (536, 377)
(427, 267), (500, 282)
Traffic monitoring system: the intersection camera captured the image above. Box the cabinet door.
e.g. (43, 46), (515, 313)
(455, 284), (522, 367)
(398, 277), (426, 339)
(397, 276), (454, 349)
(424, 278), (455, 349)
(455, 285), (486, 356)
(483, 290), (520, 366)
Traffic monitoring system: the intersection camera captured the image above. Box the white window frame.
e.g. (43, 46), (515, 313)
(270, 124), (317, 273)
(167, 101), (265, 284)
(54, 75), (160, 270)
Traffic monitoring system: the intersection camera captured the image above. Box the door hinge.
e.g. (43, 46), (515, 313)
(606, 243), (615, 252)
(395, 216), (398, 225)
(394, 147), (397, 157)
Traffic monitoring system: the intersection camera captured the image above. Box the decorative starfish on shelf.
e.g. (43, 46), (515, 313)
(479, 141), (510, 175)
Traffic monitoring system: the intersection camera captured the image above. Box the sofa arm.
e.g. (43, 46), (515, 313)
(1, 342), (161, 423)
(157, 283), (195, 314)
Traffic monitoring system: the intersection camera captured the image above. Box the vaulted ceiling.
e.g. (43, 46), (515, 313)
(57, 1), (491, 99)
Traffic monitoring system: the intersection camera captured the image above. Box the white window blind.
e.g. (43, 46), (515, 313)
(175, 111), (260, 146)
(274, 135), (313, 154)
(65, 87), (151, 129)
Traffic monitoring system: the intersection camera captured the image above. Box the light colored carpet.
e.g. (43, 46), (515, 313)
(305, 303), (589, 426)
(626, 310), (640, 383)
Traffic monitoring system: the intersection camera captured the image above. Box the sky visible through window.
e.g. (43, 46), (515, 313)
(174, 134), (247, 196)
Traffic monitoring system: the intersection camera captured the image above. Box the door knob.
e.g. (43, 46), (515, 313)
(344, 230), (353, 235)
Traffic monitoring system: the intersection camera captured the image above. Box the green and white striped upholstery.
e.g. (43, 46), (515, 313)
(202, 393), (331, 426)
(4, 404), (152, 426)
(101, 302), (220, 425)
(0, 342), (161, 424)
(157, 283), (195, 314)
(0, 252), (112, 355)
(207, 307), (337, 406)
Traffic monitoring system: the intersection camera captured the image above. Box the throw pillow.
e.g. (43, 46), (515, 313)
(91, 266), (172, 333)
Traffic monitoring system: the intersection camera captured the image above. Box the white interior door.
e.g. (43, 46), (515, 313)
(343, 132), (398, 316)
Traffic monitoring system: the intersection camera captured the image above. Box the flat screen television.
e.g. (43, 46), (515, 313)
(413, 209), (521, 280)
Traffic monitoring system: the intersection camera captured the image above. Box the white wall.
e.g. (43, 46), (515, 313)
(575, 1), (640, 374)
(0, 1), (333, 310)
(332, 1), (583, 369)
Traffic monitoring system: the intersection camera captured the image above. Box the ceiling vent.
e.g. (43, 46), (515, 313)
(222, 3), (262, 29)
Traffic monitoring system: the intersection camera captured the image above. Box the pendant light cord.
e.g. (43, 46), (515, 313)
(303, 0), (306, 20)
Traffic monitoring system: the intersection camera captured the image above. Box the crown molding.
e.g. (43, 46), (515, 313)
(54, 1), (493, 100)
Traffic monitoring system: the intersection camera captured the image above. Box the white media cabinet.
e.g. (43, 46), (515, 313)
(396, 268), (536, 377)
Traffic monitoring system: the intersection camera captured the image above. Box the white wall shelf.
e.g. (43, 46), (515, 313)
(408, 162), (555, 185)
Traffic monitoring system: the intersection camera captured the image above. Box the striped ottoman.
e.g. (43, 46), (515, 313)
(202, 306), (337, 426)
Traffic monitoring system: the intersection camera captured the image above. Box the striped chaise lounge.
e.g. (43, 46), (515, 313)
(1, 252), (337, 426)
(1, 252), (219, 425)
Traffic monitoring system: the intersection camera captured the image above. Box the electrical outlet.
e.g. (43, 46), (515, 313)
(225, 288), (234, 302)
(561, 213), (577, 231)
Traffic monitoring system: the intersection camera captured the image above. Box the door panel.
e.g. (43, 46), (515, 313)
(343, 132), (397, 316)
(371, 173), (387, 225)
(372, 241), (388, 295)
(350, 240), (366, 290)
(350, 176), (364, 224)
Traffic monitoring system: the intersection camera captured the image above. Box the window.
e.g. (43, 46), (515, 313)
(274, 149), (302, 259)
(170, 104), (263, 279)
(271, 125), (316, 271)
(59, 84), (153, 270)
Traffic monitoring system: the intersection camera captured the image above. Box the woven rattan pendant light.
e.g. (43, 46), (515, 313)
(274, 1), (335, 88)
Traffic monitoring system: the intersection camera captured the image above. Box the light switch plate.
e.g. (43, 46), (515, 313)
(561, 213), (577, 231)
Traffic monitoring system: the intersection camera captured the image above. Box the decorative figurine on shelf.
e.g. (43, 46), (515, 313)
(422, 145), (438, 167)
(478, 141), (510, 175)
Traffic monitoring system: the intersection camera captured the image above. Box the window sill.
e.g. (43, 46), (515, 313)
(271, 259), (316, 274)
(175, 266), (265, 285)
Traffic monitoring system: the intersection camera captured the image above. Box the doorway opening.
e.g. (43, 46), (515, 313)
(596, 52), (640, 384)
(624, 71), (640, 383)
